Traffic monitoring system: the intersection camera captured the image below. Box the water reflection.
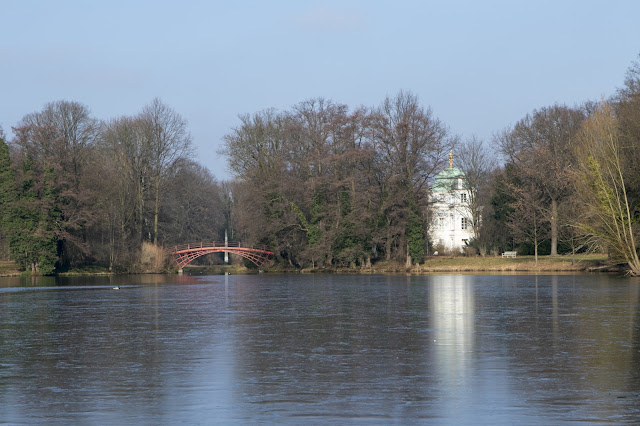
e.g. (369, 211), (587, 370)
(1, 273), (640, 423)
(431, 275), (474, 359)
(225, 274), (440, 421)
(430, 276), (475, 418)
(484, 274), (640, 422)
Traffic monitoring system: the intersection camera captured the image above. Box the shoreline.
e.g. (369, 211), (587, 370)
(276, 254), (627, 275)
(0, 254), (629, 277)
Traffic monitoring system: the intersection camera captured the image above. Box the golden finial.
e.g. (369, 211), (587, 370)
(448, 151), (453, 168)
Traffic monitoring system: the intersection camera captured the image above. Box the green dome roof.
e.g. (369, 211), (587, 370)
(432, 166), (466, 192)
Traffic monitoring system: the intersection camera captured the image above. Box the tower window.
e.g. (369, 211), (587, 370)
(461, 217), (468, 230)
(461, 193), (467, 203)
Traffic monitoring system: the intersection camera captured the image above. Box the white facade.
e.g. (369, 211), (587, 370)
(429, 155), (474, 253)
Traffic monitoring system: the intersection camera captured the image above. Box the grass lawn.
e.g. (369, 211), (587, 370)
(414, 253), (611, 272)
(302, 254), (620, 274)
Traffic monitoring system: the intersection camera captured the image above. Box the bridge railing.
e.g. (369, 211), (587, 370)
(172, 241), (271, 253)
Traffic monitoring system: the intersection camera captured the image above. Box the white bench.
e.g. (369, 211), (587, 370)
(502, 251), (517, 258)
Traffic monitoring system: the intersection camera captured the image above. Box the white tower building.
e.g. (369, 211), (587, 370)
(430, 152), (474, 254)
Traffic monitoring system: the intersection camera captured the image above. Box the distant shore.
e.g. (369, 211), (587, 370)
(295, 254), (625, 275)
(0, 254), (628, 277)
(399, 254), (619, 274)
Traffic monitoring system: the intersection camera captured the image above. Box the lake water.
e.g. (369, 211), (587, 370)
(1, 273), (639, 424)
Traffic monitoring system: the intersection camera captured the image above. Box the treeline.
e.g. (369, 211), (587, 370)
(488, 59), (640, 274)
(223, 59), (640, 274)
(0, 99), (228, 274)
(222, 92), (456, 268)
(2, 58), (639, 275)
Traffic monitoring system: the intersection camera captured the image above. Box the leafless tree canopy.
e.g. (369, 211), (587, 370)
(3, 54), (640, 274)
(496, 105), (586, 255)
(220, 91), (456, 267)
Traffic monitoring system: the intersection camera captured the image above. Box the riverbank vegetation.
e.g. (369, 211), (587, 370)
(1, 56), (639, 275)
(176, 253), (611, 275)
(221, 57), (640, 276)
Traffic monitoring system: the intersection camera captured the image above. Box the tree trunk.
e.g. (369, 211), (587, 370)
(385, 216), (392, 261)
(534, 210), (538, 266)
(137, 176), (145, 244)
(153, 177), (160, 245)
(550, 198), (558, 256)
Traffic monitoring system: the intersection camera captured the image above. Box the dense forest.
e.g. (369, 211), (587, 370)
(0, 99), (226, 274)
(1, 58), (639, 275)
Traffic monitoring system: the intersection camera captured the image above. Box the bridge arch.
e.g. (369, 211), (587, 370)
(170, 241), (273, 269)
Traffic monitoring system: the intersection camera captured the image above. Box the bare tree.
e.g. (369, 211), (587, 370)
(557, 193), (589, 265)
(96, 116), (151, 269)
(220, 93), (455, 268)
(94, 102), (196, 269)
(498, 105), (585, 255)
(508, 180), (549, 265)
(370, 90), (454, 264)
(160, 158), (224, 247)
(457, 135), (495, 241)
(140, 99), (193, 245)
(572, 102), (640, 275)
(221, 109), (285, 181)
(614, 55), (640, 208)
(12, 101), (100, 265)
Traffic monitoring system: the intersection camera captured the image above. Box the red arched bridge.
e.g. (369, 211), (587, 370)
(170, 241), (274, 269)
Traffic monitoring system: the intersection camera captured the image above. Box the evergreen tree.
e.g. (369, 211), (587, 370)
(0, 132), (15, 257)
(406, 204), (426, 264)
(4, 155), (59, 275)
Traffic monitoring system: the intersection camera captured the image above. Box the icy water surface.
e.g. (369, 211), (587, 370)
(1, 273), (639, 424)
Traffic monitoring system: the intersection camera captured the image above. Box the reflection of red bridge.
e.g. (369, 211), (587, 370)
(170, 241), (274, 269)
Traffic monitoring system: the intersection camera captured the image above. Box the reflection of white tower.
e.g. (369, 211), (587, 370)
(431, 275), (474, 412)
(431, 275), (474, 352)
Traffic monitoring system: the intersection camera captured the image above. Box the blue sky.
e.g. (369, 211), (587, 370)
(2, 0), (639, 180)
